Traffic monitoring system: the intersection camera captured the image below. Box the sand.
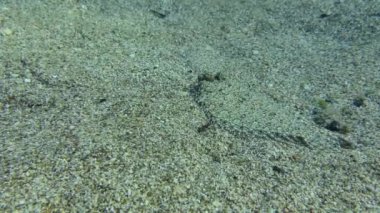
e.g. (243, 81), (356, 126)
(0, 0), (379, 211)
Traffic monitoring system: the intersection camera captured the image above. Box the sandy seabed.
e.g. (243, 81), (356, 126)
(0, 0), (379, 211)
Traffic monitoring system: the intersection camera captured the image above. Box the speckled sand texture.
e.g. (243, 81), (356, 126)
(0, 0), (379, 211)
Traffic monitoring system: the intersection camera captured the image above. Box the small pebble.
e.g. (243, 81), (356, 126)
(1, 28), (13, 36)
